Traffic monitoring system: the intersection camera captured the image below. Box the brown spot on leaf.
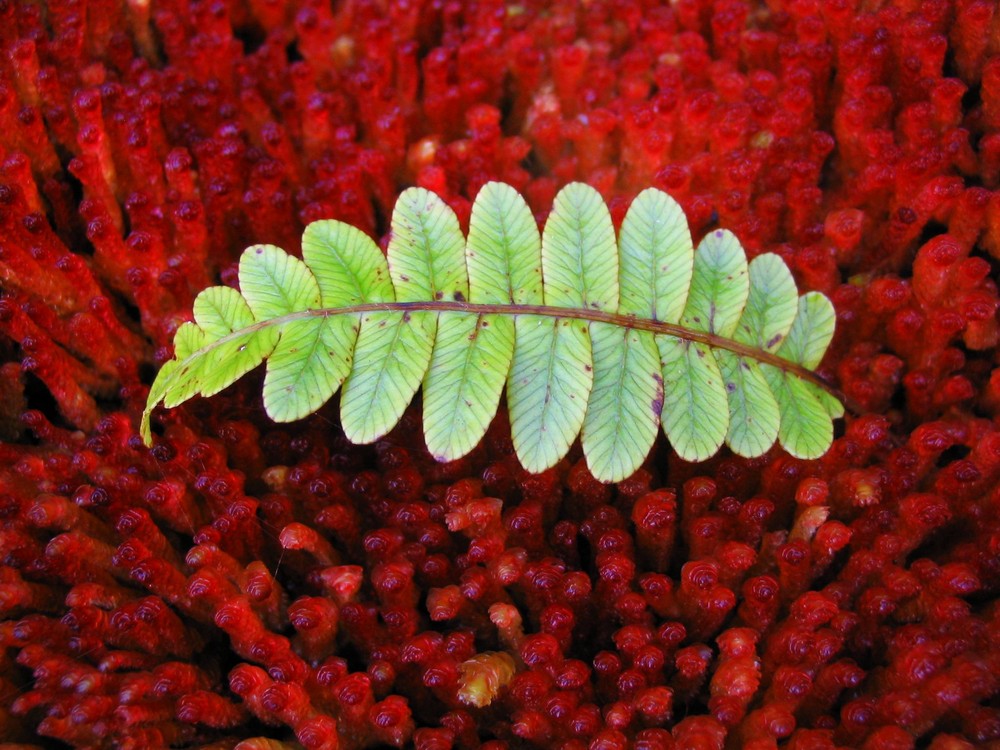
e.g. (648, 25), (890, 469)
(454, 291), (466, 302)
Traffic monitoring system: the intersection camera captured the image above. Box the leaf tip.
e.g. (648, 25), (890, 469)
(139, 410), (153, 446)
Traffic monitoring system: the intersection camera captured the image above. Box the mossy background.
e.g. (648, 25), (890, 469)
(1, 1), (999, 748)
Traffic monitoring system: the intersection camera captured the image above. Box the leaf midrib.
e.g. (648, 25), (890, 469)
(442, 314), (489, 431)
(272, 319), (327, 397)
(606, 329), (641, 458)
(350, 311), (418, 429)
(317, 242), (369, 303)
(159, 299), (846, 408)
(260, 259), (311, 312)
(537, 318), (563, 442)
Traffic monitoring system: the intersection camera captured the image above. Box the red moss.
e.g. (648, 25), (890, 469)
(1, 0), (1000, 747)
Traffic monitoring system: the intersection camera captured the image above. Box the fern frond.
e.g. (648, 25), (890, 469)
(141, 182), (843, 483)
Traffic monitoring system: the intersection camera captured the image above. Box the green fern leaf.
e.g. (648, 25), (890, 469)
(341, 187), (466, 444)
(423, 312), (515, 461)
(389, 187), (468, 303)
(421, 182), (534, 461)
(263, 317), (355, 423)
(618, 187), (694, 323)
(193, 330), (276, 400)
(232, 245), (348, 424)
(815, 387), (846, 420)
(157, 284), (278, 415)
(779, 290), (838, 369)
(761, 292), (841, 458)
(340, 311), (435, 444)
(733, 253), (799, 352)
(240, 244), (321, 319)
(658, 336), (729, 461)
(301, 219), (394, 305)
(763, 367), (834, 459)
(173, 321), (209, 359)
(715, 253), (797, 457)
(681, 228), (749, 336)
(542, 182), (618, 311)
(508, 183), (616, 473)
(657, 229), (749, 461)
(509, 316), (592, 473)
(142, 322), (203, 440)
(193, 286), (255, 339)
(583, 188), (691, 481)
(292, 219), (384, 425)
(582, 324), (662, 482)
(466, 181), (542, 306)
(716, 353), (779, 458)
(141, 182), (844, 482)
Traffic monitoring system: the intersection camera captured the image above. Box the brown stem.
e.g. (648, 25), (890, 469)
(170, 300), (853, 413)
